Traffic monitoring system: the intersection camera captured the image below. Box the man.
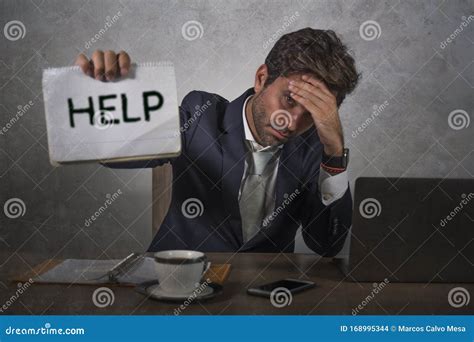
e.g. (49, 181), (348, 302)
(75, 28), (359, 255)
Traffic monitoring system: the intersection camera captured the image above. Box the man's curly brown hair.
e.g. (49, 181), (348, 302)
(264, 27), (360, 106)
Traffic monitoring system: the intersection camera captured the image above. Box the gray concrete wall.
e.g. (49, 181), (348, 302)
(1, 0), (472, 263)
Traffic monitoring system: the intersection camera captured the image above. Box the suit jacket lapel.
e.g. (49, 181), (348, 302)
(218, 88), (255, 246)
(275, 141), (303, 211)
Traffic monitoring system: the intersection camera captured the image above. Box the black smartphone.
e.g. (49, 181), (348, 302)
(247, 278), (316, 298)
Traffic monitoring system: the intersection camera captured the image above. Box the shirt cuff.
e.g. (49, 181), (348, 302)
(318, 168), (349, 206)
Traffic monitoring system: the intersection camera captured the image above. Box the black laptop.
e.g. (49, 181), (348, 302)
(338, 177), (474, 283)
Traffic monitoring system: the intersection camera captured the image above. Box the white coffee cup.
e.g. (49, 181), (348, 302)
(153, 250), (211, 295)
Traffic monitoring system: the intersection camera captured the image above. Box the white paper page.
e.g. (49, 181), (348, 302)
(42, 62), (181, 164)
(33, 257), (158, 285)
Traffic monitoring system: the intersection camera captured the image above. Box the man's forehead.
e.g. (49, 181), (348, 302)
(280, 74), (306, 82)
(276, 73), (321, 85)
(275, 73), (338, 98)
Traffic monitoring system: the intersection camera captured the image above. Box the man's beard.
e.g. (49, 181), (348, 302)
(250, 92), (280, 147)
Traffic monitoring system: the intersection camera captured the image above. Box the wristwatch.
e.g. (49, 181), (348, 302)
(321, 148), (349, 169)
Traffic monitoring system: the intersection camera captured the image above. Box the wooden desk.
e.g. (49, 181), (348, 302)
(0, 253), (472, 315)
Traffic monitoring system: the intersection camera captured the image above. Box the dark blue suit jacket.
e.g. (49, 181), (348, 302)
(104, 88), (352, 255)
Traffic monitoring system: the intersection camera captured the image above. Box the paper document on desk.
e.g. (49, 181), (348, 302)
(33, 257), (158, 285)
(42, 62), (181, 165)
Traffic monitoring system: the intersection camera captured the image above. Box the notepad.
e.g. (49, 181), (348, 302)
(15, 256), (232, 286)
(42, 62), (181, 166)
(33, 257), (157, 285)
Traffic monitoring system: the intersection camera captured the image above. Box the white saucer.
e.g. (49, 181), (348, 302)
(136, 280), (222, 302)
(149, 283), (214, 299)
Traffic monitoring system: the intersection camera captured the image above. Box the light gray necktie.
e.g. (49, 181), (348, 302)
(239, 141), (278, 243)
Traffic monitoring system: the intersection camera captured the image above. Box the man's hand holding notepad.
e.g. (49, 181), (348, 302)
(42, 50), (181, 166)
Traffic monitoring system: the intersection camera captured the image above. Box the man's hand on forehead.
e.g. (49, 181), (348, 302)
(288, 74), (343, 156)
